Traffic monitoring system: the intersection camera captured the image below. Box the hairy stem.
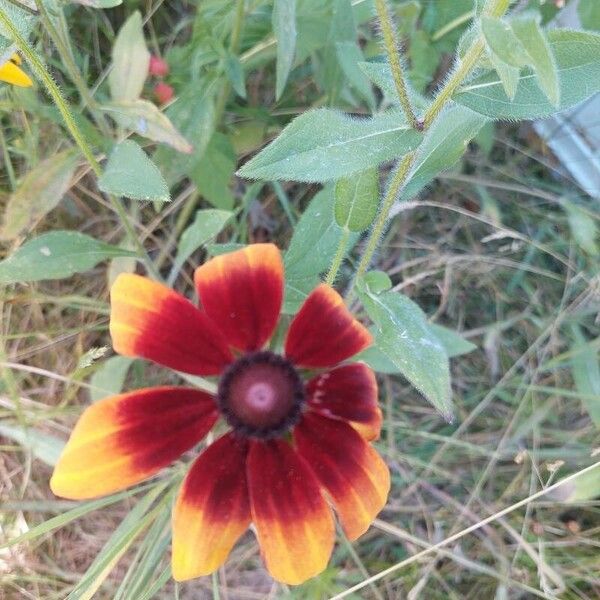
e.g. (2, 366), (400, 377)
(354, 152), (415, 282)
(325, 228), (350, 286)
(0, 9), (159, 278)
(374, 0), (420, 130)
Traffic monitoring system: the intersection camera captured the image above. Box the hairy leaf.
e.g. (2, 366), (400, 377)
(481, 16), (529, 68)
(511, 17), (559, 106)
(334, 168), (379, 232)
(98, 140), (170, 202)
(401, 105), (487, 200)
(284, 186), (358, 312)
(238, 109), (422, 182)
(358, 279), (453, 421)
(455, 30), (600, 120)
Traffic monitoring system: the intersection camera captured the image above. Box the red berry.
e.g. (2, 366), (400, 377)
(149, 55), (169, 78)
(154, 82), (174, 105)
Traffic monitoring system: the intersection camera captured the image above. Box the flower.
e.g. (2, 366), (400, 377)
(148, 54), (169, 77)
(0, 53), (32, 87)
(50, 244), (390, 585)
(153, 81), (174, 105)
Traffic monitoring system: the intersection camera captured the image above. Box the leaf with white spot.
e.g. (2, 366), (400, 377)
(0, 231), (137, 283)
(357, 278), (453, 421)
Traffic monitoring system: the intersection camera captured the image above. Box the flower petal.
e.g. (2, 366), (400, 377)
(110, 273), (233, 375)
(295, 412), (390, 541)
(50, 387), (217, 499)
(194, 244), (284, 352)
(307, 363), (382, 440)
(0, 59), (32, 87)
(285, 284), (372, 368)
(172, 433), (250, 581)
(247, 439), (334, 585)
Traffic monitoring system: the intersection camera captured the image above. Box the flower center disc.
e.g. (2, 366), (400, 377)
(217, 351), (305, 439)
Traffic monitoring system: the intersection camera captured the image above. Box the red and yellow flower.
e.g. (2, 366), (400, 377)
(0, 53), (32, 87)
(50, 244), (390, 584)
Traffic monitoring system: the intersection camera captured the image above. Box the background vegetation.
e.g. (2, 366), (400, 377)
(1, 0), (599, 598)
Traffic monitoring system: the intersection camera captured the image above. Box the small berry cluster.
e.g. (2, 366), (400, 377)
(148, 54), (173, 105)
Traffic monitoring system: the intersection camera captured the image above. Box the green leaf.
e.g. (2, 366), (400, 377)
(570, 325), (600, 428)
(238, 109), (422, 182)
(401, 105), (487, 200)
(152, 81), (217, 184)
(0, 424), (65, 466)
(511, 17), (559, 107)
(429, 324), (477, 358)
(334, 168), (379, 232)
(358, 61), (429, 109)
(108, 11), (150, 103)
(481, 16), (529, 68)
(0, 231), (137, 283)
(579, 0), (600, 31)
(358, 322), (475, 372)
(224, 53), (246, 99)
(0, 150), (79, 240)
(90, 356), (133, 402)
(335, 41), (376, 110)
(273, 0), (297, 100)
(362, 270), (392, 294)
(455, 30), (600, 120)
(171, 209), (233, 279)
(357, 281), (453, 421)
(409, 29), (441, 93)
(488, 52), (520, 100)
(98, 140), (170, 202)
(190, 132), (236, 210)
(284, 186), (358, 312)
(103, 100), (193, 154)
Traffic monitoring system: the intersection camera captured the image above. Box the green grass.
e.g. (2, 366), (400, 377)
(1, 1), (600, 599)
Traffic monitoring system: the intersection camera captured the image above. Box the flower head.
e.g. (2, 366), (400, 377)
(153, 81), (174, 104)
(50, 244), (390, 585)
(0, 53), (32, 87)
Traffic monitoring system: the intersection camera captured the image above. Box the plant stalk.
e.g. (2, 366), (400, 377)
(325, 228), (350, 285)
(374, 0), (420, 130)
(354, 152), (415, 281)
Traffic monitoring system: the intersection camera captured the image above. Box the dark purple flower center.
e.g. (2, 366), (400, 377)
(217, 351), (305, 439)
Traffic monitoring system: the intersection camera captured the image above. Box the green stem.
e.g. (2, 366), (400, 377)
(0, 8), (159, 279)
(325, 228), (350, 286)
(422, 38), (485, 129)
(354, 152), (415, 281)
(374, 0), (420, 130)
